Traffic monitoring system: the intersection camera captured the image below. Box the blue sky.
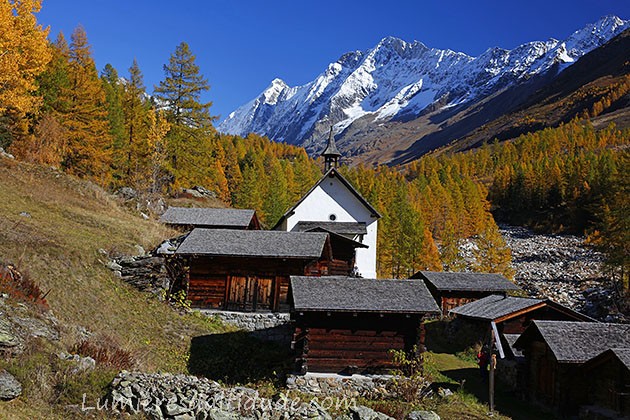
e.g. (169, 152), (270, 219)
(37, 0), (629, 121)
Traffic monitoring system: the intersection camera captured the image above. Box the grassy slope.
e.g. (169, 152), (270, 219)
(0, 158), (227, 417)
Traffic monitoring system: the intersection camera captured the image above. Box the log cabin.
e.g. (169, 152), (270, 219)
(160, 207), (261, 231)
(580, 348), (630, 418)
(290, 276), (441, 374)
(174, 228), (364, 312)
(410, 270), (521, 315)
(513, 320), (630, 415)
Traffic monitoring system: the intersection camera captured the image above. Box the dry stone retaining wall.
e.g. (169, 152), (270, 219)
(198, 310), (292, 344)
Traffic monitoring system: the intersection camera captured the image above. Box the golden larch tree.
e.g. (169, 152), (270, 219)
(0, 0), (51, 145)
(61, 26), (113, 184)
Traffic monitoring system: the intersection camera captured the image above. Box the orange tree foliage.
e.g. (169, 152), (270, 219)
(0, 0), (50, 146)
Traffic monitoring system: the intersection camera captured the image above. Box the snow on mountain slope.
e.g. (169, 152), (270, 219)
(219, 16), (629, 154)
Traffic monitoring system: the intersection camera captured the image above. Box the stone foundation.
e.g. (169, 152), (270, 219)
(198, 310), (292, 344)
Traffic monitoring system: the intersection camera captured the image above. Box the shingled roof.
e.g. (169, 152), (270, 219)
(450, 295), (545, 320)
(514, 321), (630, 363)
(449, 294), (594, 322)
(291, 276), (440, 314)
(160, 207), (256, 228)
(292, 221), (367, 236)
(582, 348), (630, 372)
(413, 271), (521, 292)
(175, 229), (329, 259)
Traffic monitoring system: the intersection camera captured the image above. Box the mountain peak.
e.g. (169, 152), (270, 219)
(219, 16), (629, 158)
(261, 78), (288, 105)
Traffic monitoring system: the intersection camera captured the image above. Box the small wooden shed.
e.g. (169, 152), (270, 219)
(580, 348), (630, 418)
(411, 270), (521, 315)
(160, 207), (261, 230)
(290, 276), (440, 374)
(514, 321), (630, 415)
(174, 229), (362, 312)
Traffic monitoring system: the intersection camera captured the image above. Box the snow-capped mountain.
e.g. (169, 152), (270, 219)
(219, 16), (629, 157)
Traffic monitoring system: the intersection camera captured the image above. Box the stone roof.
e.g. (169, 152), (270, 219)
(502, 333), (524, 358)
(582, 348), (630, 372)
(450, 294), (594, 322)
(514, 321), (630, 363)
(175, 229), (329, 259)
(611, 348), (630, 370)
(292, 221), (367, 236)
(450, 295), (544, 320)
(413, 271), (521, 292)
(160, 207), (256, 228)
(290, 276), (440, 314)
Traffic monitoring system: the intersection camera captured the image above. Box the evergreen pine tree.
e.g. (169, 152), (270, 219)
(153, 42), (216, 129)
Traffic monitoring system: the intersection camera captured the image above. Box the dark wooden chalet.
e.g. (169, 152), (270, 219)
(580, 348), (630, 418)
(411, 270), (521, 315)
(290, 276), (440, 374)
(449, 294), (595, 335)
(174, 229), (362, 312)
(513, 321), (630, 415)
(160, 207), (261, 230)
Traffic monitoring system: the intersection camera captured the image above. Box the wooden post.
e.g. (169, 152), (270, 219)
(489, 352), (497, 413)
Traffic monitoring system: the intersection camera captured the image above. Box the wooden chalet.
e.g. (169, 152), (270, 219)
(290, 276), (440, 374)
(174, 229), (363, 312)
(411, 270), (521, 315)
(513, 321), (630, 415)
(449, 294), (595, 335)
(160, 207), (261, 230)
(580, 348), (630, 418)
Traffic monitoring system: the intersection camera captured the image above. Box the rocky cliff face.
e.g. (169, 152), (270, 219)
(219, 16), (628, 161)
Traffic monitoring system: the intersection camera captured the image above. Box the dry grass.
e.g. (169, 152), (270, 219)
(0, 158), (229, 418)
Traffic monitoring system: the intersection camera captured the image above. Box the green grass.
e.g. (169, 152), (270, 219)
(0, 159), (230, 418)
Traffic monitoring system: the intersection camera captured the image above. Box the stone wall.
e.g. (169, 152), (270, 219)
(198, 310), (292, 344)
(286, 373), (433, 400)
(106, 371), (439, 419)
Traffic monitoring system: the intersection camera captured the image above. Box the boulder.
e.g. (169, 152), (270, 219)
(0, 370), (22, 400)
(0, 318), (19, 348)
(349, 405), (395, 420)
(407, 411), (440, 420)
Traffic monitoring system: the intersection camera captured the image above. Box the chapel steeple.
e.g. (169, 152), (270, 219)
(322, 126), (341, 171)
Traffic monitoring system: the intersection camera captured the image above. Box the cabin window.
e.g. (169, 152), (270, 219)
(329, 214), (337, 221)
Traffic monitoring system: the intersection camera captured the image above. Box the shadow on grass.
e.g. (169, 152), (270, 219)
(441, 367), (556, 420)
(188, 329), (293, 385)
(424, 319), (487, 354)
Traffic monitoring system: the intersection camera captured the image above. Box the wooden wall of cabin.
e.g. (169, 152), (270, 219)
(582, 359), (630, 417)
(292, 312), (423, 374)
(501, 306), (590, 335)
(186, 256), (321, 311)
(522, 340), (558, 409)
(440, 291), (502, 315)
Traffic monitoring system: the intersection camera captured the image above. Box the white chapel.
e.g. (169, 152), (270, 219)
(273, 129), (381, 278)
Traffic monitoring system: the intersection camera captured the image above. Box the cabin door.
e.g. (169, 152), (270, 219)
(227, 276), (273, 312)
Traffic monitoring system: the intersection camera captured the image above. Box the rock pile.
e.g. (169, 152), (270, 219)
(108, 371), (428, 420)
(499, 225), (624, 321)
(285, 373), (431, 400)
(110, 255), (171, 296)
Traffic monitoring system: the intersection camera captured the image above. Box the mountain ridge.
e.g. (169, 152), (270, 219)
(219, 15), (629, 163)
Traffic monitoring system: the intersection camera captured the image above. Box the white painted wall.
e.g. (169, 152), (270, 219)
(283, 173), (379, 278)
